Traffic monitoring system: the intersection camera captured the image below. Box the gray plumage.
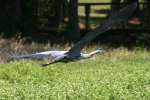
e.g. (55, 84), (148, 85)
(10, 51), (68, 60)
(10, 49), (103, 60)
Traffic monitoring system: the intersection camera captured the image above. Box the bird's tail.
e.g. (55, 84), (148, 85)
(9, 53), (32, 60)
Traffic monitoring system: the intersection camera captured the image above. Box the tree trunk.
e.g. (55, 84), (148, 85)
(111, 0), (121, 15)
(146, 0), (150, 27)
(68, 0), (80, 41)
(32, 0), (39, 31)
(16, 0), (22, 17)
(15, 0), (22, 33)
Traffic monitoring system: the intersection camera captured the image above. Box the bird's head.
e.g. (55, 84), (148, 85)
(87, 48), (104, 56)
(80, 48), (105, 59)
(95, 48), (104, 53)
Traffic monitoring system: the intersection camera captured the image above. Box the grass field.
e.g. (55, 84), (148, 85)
(0, 48), (150, 100)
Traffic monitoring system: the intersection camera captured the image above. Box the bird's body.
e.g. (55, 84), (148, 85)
(10, 2), (137, 66)
(10, 49), (103, 60)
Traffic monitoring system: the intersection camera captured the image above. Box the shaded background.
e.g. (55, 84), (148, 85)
(0, 0), (149, 47)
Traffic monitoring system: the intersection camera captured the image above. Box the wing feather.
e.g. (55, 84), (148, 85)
(10, 51), (67, 60)
(67, 2), (137, 55)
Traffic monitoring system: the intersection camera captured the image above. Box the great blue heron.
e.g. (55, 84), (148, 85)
(10, 2), (137, 66)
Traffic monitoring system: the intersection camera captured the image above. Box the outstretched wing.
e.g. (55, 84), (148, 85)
(10, 51), (67, 60)
(67, 2), (137, 55)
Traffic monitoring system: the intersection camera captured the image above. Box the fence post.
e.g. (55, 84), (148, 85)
(85, 4), (91, 31)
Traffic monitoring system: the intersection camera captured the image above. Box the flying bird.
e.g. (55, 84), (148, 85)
(10, 2), (137, 66)
(10, 48), (104, 60)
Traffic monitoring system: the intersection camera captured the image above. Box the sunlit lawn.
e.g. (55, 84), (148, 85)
(79, 0), (110, 3)
(0, 49), (150, 99)
(79, 0), (111, 17)
(78, 0), (111, 27)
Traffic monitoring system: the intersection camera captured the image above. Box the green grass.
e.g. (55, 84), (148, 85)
(0, 49), (150, 100)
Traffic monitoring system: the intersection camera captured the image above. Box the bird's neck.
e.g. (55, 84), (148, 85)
(82, 50), (99, 58)
(89, 50), (100, 56)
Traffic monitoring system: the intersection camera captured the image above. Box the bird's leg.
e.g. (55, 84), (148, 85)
(41, 55), (65, 67)
(42, 61), (56, 66)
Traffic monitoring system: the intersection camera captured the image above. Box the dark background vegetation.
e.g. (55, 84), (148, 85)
(0, 0), (150, 47)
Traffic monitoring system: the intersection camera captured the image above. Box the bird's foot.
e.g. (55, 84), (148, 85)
(41, 63), (50, 67)
(41, 61), (54, 67)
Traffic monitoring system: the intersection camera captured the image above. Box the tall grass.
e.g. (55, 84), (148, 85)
(0, 37), (61, 63)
